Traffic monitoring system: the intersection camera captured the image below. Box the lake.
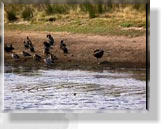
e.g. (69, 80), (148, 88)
(4, 66), (146, 112)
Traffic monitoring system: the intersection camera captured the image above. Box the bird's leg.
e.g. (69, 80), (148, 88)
(97, 58), (99, 64)
(97, 58), (101, 65)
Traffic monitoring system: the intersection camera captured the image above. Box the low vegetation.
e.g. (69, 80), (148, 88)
(4, 4), (146, 37)
(21, 7), (33, 20)
(6, 10), (17, 21)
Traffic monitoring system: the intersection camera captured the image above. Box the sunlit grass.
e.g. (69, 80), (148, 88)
(5, 4), (146, 37)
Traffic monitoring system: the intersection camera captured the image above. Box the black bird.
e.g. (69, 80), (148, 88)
(24, 37), (35, 52)
(44, 56), (54, 65)
(47, 34), (54, 46)
(27, 36), (32, 44)
(24, 41), (29, 49)
(29, 42), (34, 48)
(22, 51), (31, 57)
(27, 36), (34, 48)
(49, 54), (58, 63)
(48, 54), (55, 63)
(60, 40), (66, 49)
(60, 40), (68, 54)
(43, 47), (50, 55)
(5, 44), (14, 53)
(62, 47), (68, 54)
(30, 46), (35, 53)
(27, 36), (30, 41)
(33, 54), (41, 61)
(11, 53), (19, 60)
(73, 93), (77, 96)
(93, 49), (104, 62)
(43, 41), (51, 48)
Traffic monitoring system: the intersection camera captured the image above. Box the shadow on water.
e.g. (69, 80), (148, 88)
(5, 65), (146, 81)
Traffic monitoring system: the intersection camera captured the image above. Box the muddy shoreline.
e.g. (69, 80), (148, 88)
(4, 59), (146, 71)
(4, 30), (146, 70)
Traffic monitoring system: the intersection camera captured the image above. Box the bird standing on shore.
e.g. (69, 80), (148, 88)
(11, 53), (20, 60)
(43, 47), (50, 56)
(44, 55), (54, 65)
(43, 41), (51, 49)
(5, 44), (14, 53)
(27, 36), (32, 44)
(60, 40), (68, 54)
(30, 46), (35, 52)
(63, 47), (68, 54)
(47, 34), (54, 46)
(93, 49), (104, 62)
(23, 41), (29, 49)
(25, 36), (35, 52)
(60, 40), (66, 48)
(33, 54), (42, 61)
(49, 54), (58, 63)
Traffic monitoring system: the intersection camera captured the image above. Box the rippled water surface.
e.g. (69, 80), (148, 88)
(4, 66), (146, 111)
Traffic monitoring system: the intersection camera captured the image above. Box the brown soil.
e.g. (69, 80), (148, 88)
(4, 30), (146, 70)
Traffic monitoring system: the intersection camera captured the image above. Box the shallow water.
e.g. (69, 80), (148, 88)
(4, 66), (146, 111)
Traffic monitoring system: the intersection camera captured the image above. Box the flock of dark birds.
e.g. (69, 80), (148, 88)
(5, 34), (104, 65)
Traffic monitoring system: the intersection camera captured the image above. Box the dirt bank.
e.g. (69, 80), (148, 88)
(4, 30), (146, 70)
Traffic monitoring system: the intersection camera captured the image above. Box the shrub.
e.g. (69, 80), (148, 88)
(79, 3), (96, 18)
(133, 4), (146, 11)
(45, 4), (54, 15)
(22, 7), (33, 20)
(45, 4), (69, 15)
(6, 10), (17, 21)
(97, 4), (103, 14)
(88, 9), (96, 18)
(79, 4), (87, 12)
(88, 6), (96, 18)
(53, 5), (66, 14)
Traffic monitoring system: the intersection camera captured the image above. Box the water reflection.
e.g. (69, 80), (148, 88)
(4, 66), (146, 111)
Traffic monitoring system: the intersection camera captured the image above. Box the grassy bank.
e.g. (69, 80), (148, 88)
(5, 4), (146, 37)
(5, 17), (145, 37)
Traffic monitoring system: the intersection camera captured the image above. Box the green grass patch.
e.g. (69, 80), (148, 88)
(5, 17), (146, 37)
(120, 22), (133, 28)
(4, 4), (146, 37)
